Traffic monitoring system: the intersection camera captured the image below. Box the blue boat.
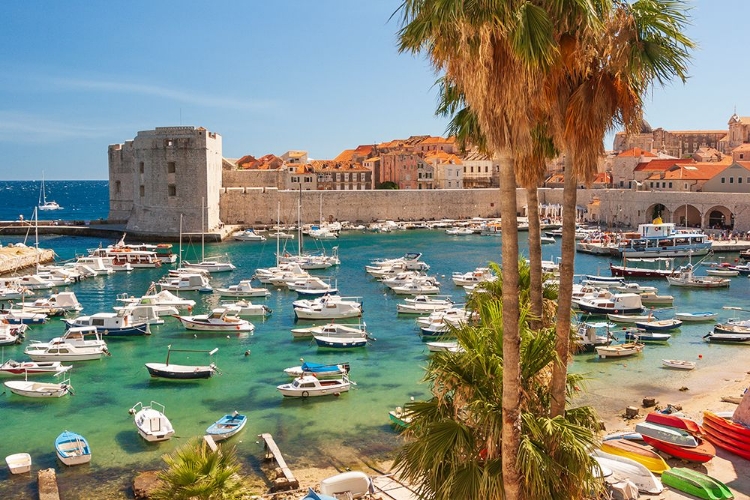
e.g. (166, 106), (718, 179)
(624, 329), (671, 342)
(634, 319), (682, 331)
(301, 488), (338, 500)
(206, 412), (247, 441)
(55, 431), (91, 466)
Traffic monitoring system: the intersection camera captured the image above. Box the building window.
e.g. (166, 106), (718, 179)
(730, 177), (734, 184)
(721, 178), (725, 183)
(168, 161), (176, 173)
(139, 162), (144, 174)
(668, 182), (672, 188)
(741, 154), (745, 160)
(684, 183), (688, 190)
(139, 185), (145, 197)
(115, 180), (121, 194)
(168, 184), (176, 196)
(739, 177), (743, 184)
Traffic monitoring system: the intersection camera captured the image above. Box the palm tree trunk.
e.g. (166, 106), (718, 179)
(550, 155), (576, 417)
(526, 186), (543, 329)
(499, 152), (522, 499)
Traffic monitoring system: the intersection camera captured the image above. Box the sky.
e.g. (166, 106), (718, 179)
(0, 1), (748, 180)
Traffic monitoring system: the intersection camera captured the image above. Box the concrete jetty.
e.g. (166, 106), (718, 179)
(0, 245), (54, 275)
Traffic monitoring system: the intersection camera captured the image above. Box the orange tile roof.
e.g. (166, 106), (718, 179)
(334, 149), (356, 162)
(634, 158), (695, 172)
(732, 143), (750, 152)
(592, 172), (612, 184)
(617, 148), (657, 158)
(424, 151), (463, 164)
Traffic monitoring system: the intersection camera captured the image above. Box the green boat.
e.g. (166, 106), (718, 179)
(662, 468), (734, 500)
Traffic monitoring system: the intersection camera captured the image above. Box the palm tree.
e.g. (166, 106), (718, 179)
(393, 261), (601, 499)
(547, 0), (695, 417)
(152, 439), (253, 500)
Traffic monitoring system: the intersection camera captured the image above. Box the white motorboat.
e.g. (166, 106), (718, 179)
(639, 291), (674, 306)
(0, 359), (72, 376)
(21, 291), (83, 315)
(215, 280), (271, 298)
(390, 280), (441, 295)
(220, 300), (272, 317)
(293, 295), (363, 320)
(425, 341), (464, 353)
(662, 359), (696, 370)
(55, 431), (91, 466)
(574, 322), (613, 352)
(617, 222), (711, 259)
(112, 303), (172, 325)
(276, 374), (351, 397)
(0, 322), (26, 346)
(116, 287), (196, 311)
(129, 401), (175, 442)
(25, 327), (110, 361)
(283, 361), (350, 379)
(5, 453), (32, 474)
(445, 227), (474, 236)
(396, 295), (454, 314)
(706, 267), (739, 277)
(183, 259), (235, 273)
(313, 323), (371, 348)
(673, 311), (717, 322)
(577, 293), (643, 315)
(174, 308), (255, 332)
(233, 229), (266, 242)
(65, 310), (151, 336)
(158, 272), (213, 293)
(287, 277), (338, 297)
(4, 375), (73, 398)
(667, 264), (730, 288)
(595, 342), (644, 359)
(451, 267), (495, 287)
(591, 449), (663, 494)
(613, 282), (658, 294)
(0, 307), (47, 325)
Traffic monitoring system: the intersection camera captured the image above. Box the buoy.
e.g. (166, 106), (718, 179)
(244, 350), (251, 356)
(698, 354), (703, 359)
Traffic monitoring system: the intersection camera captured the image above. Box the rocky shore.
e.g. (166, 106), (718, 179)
(0, 244), (54, 275)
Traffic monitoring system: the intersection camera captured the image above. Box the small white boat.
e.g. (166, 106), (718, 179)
(639, 292), (674, 306)
(591, 450), (663, 494)
(283, 361), (350, 379)
(0, 359), (72, 377)
(390, 280), (441, 295)
(451, 268), (495, 287)
(673, 311), (717, 322)
(206, 411), (247, 441)
(595, 342), (644, 359)
(319, 471), (372, 498)
(606, 313), (652, 324)
(158, 272), (213, 293)
(183, 258), (236, 273)
(313, 323), (371, 349)
(706, 268), (739, 277)
(145, 346), (219, 380)
(293, 295), (363, 320)
(540, 235), (556, 244)
(220, 300), (272, 317)
(288, 277), (338, 297)
(174, 308), (255, 333)
(4, 376), (73, 398)
(396, 295), (454, 314)
(276, 374), (351, 397)
(130, 401), (175, 442)
(5, 453), (32, 474)
(25, 326), (110, 362)
(55, 431), (91, 466)
(215, 280), (271, 298)
(425, 341), (464, 353)
(662, 359), (696, 370)
(117, 287), (196, 310)
(233, 229), (266, 242)
(635, 422), (698, 448)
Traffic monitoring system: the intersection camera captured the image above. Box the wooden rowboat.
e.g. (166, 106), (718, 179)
(662, 359), (696, 370)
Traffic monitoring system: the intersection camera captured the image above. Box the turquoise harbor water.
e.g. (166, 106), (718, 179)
(1, 187), (750, 497)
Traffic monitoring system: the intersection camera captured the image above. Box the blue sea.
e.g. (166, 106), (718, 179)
(0, 180), (109, 223)
(1, 182), (749, 498)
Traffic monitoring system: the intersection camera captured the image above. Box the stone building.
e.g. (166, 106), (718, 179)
(108, 126), (223, 235)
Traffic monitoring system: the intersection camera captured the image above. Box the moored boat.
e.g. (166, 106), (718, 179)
(624, 329), (671, 342)
(661, 468), (734, 500)
(703, 331), (750, 343)
(283, 361), (350, 379)
(145, 346), (219, 380)
(5, 453), (31, 474)
(674, 311), (717, 322)
(595, 341), (644, 359)
(4, 376), (73, 398)
(206, 411), (247, 441)
(55, 431), (91, 466)
(389, 406), (414, 430)
(634, 318), (682, 331)
(174, 308), (254, 333)
(276, 374), (351, 397)
(0, 359), (72, 376)
(662, 359), (696, 370)
(129, 401), (175, 442)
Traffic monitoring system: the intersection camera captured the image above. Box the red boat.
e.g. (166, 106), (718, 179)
(646, 411), (701, 435)
(703, 411), (750, 442)
(701, 419), (750, 461)
(642, 435), (716, 463)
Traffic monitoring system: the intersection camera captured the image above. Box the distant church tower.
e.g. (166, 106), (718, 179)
(108, 126), (223, 235)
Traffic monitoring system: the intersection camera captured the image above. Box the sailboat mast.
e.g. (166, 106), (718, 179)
(297, 186), (302, 256)
(276, 201), (281, 266)
(201, 197), (205, 262)
(178, 214), (183, 267)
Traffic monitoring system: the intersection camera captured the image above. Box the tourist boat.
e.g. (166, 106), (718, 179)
(108, 237), (178, 264)
(662, 359), (696, 370)
(4, 375), (73, 398)
(634, 318), (682, 331)
(645, 411), (701, 435)
(65, 310), (151, 336)
(701, 411), (750, 461)
(624, 329), (671, 342)
(577, 293), (643, 315)
(116, 286), (196, 310)
(396, 295), (454, 314)
(220, 300), (272, 317)
(25, 327), (110, 361)
(288, 277), (339, 297)
(293, 295), (363, 320)
(595, 341), (644, 359)
(233, 229), (266, 242)
(0, 359), (72, 376)
(283, 361), (350, 379)
(215, 280), (271, 298)
(667, 264), (730, 288)
(174, 308), (255, 333)
(703, 330), (750, 343)
(674, 311), (717, 322)
(206, 411), (247, 441)
(129, 401), (175, 442)
(313, 323), (371, 348)
(5, 453), (31, 474)
(89, 247), (162, 268)
(599, 439), (670, 475)
(610, 257), (677, 279)
(55, 431), (91, 466)
(276, 374), (351, 397)
(38, 172), (62, 211)
(661, 468), (734, 500)
(158, 272), (213, 293)
(319, 471), (372, 498)
(590, 449), (663, 494)
(145, 346), (219, 380)
(451, 267), (495, 287)
(617, 222), (711, 258)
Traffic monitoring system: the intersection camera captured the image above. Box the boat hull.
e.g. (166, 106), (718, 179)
(145, 363), (216, 380)
(641, 435), (715, 463)
(4, 380), (70, 398)
(5, 453), (31, 474)
(55, 431), (91, 466)
(206, 413), (247, 441)
(661, 467), (734, 500)
(600, 439), (670, 475)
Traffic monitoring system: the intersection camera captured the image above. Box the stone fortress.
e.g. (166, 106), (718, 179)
(108, 116), (750, 236)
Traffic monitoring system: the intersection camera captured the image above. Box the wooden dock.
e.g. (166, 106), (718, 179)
(258, 433), (299, 492)
(371, 474), (420, 500)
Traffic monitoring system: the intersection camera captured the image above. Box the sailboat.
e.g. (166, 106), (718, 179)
(184, 198), (235, 273)
(38, 173), (62, 211)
